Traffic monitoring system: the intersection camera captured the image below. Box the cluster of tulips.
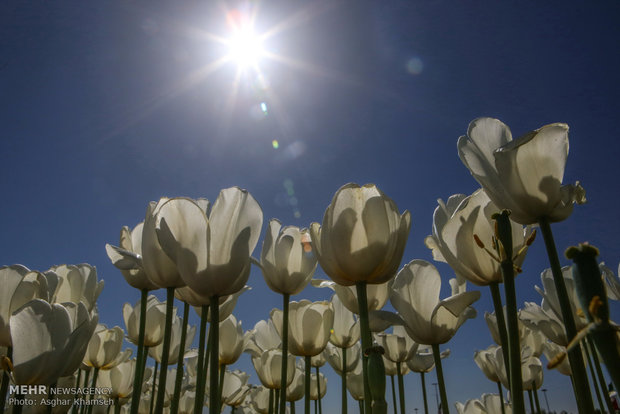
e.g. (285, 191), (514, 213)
(1, 117), (619, 414)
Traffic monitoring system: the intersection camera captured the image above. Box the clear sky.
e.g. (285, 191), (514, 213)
(2, 1), (619, 413)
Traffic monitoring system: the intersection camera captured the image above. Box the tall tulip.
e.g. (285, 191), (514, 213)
(458, 117), (592, 413)
(391, 260), (480, 414)
(258, 219), (317, 414)
(407, 345), (450, 414)
(83, 324), (132, 386)
(9, 299), (98, 386)
(154, 188), (263, 414)
(474, 345), (507, 414)
(310, 182), (411, 413)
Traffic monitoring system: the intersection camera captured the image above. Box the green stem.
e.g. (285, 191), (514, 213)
(154, 287), (175, 414)
(269, 388), (274, 414)
(314, 394), (318, 414)
(359, 400), (365, 414)
(87, 368), (100, 414)
(356, 282), (373, 414)
(194, 305), (209, 413)
(588, 336), (616, 414)
(527, 390), (535, 414)
(432, 344), (449, 414)
(80, 369), (91, 414)
(219, 364), (226, 405)
(397, 363), (405, 414)
(170, 302), (189, 414)
(46, 381), (57, 414)
(585, 341), (606, 413)
(149, 362), (158, 414)
(209, 296), (220, 414)
(71, 368), (82, 414)
(280, 293), (290, 414)
(533, 384), (542, 414)
(489, 282), (511, 384)
(316, 366), (323, 414)
(290, 400), (296, 414)
(0, 346), (11, 414)
(130, 289), (148, 414)
(305, 356), (311, 414)
(114, 398), (121, 414)
(420, 372), (428, 414)
(13, 394), (24, 414)
(497, 381), (505, 414)
(342, 347), (348, 414)
(538, 217), (594, 413)
(275, 389), (280, 413)
(390, 376), (397, 414)
(501, 257), (525, 414)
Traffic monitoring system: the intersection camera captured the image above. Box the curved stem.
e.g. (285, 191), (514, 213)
(170, 301), (189, 414)
(194, 305), (209, 413)
(489, 283), (511, 384)
(496, 381), (505, 414)
(209, 296), (220, 414)
(154, 287), (175, 414)
(0, 346), (11, 414)
(342, 347), (348, 414)
(356, 282), (372, 414)
(588, 336), (616, 414)
(305, 356), (311, 414)
(432, 344), (449, 414)
(280, 293), (290, 414)
(539, 217), (594, 413)
(130, 289), (148, 414)
(420, 372), (428, 414)
(397, 363), (405, 414)
(390, 376), (397, 414)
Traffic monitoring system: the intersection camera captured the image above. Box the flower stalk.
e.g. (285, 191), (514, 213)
(588, 336), (616, 414)
(154, 287), (175, 414)
(396, 362), (405, 414)
(356, 282), (373, 414)
(540, 220), (595, 414)
(280, 293), (290, 414)
(170, 302), (189, 414)
(305, 355), (311, 414)
(494, 211), (525, 414)
(209, 296), (220, 414)
(489, 282), (511, 383)
(420, 372), (428, 414)
(389, 375), (397, 414)
(194, 305), (209, 413)
(130, 289), (148, 414)
(316, 366), (323, 414)
(496, 381), (505, 414)
(431, 344), (449, 414)
(342, 347), (348, 414)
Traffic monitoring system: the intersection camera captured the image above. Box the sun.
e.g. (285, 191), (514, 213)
(227, 27), (264, 68)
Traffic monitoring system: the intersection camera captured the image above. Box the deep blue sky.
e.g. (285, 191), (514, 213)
(2, 1), (620, 412)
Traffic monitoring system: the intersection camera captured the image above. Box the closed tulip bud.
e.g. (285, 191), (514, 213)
(83, 324), (131, 370)
(123, 295), (167, 347)
(329, 294), (360, 348)
(309, 183), (411, 286)
(218, 314), (244, 365)
(276, 300), (333, 357)
(324, 342), (361, 375)
(95, 358), (136, 399)
(47, 264), (104, 312)
(252, 348), (296, 389)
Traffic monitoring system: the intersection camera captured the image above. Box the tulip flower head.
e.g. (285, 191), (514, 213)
(458, 117), (586, 225)
(391, 260), (480, 345)
(123, 295), (168, 347)
(273, 300), (334, 357)
(310, 183), (411, 286)
(83, 323), (131, 370)
(425, 189), (533, 286)
(406, 345), (450, 373)
(455, 393), (513, 414)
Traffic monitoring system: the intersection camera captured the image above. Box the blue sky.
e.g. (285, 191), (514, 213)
(1, 1), (619, 412)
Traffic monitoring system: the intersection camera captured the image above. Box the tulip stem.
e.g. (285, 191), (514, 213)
(588, 336), (616, 414)
(420, 372), (428, 414)
(87, 368), (100, 414)
(342, 346), (348, 414)
(80, 370), (91, 414)
(397, 363), (405, 414)
(194, 305), (209, 413)
(533, 384), (542, 414)
(290, 400), (296, 414)
(305, 356), (311, 414)
(316, 366), (323, 414)
(389, 375), (397, 414)
(527, 390), (535, 414)
(489, 282), (511, 383)
(431, 344), (449, 414)
(496, 381), (505, 414)
(46, 382), (56, 414)
(170, 301), (189, 414)
(280, 293), (290, 414)
(585, 341), (606, 413)
(149, 362), (158, 414)
(356, 282), (373, 414)
(114, 398), (121, 414)
(494, 211), (525, 414)
(154, 287), (175, 414)
(13, 393), (24, 414)
(71, 368), (82, 414)
(269, 388), (275, 414)
(538, 217), (595, 413)
(0, 346), (11, 414)
(130, 289), (149, 414)
(359, 400), (365, 414)
(209, 296), (220, 414)
(219, 364), (226, 404)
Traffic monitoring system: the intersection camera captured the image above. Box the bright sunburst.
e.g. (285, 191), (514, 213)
(227, 27), (264, 68)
